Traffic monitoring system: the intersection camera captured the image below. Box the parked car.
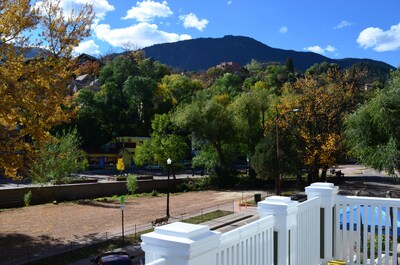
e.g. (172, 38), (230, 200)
(91, 251), (134, 265)
(145, 164), (162, 170)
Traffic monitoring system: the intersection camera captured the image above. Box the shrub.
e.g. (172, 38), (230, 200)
(177, 176), (215, 192)
(151, 190), (158, 197)
(126, 174), (138, 194)
(24, 191), (32, 207)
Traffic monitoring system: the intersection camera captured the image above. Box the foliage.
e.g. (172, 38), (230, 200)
(73, 60), (101, 77)
(30, 129), (88, 184)
(116, 158), (124, 172)
(176, 176), (215, 192)
(0, 0), (94, 179)
(74, 53), (171, 147)
(126, 174), (138, 194)
(155, 74), (203, 107)
(134, 114), (189, 170)
(287, 66), (366, 181)
(172, 91), (241, 185)
(24, 190), (32, 207)
(345, 68), (400, 175)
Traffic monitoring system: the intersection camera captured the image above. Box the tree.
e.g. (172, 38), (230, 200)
(155, 74), (203, 108)
(134, 114), (189, 176)
(0, 0), (94, 179)
(231, 81), (272, 179)
(172, 92), (240, 185)
(116, 158), (125, 173)
(288, 67), (365, 182)
(126, 174), (138, 194)
(29, 129), (88, 183)
(345, 68), (400, 175)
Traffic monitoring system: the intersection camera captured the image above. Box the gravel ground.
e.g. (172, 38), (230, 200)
(0, 190), (263, 263)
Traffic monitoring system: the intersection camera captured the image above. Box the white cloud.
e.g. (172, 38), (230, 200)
(73, 40), (100, 55)
(179, 13), (209, 31)
(334, 20), (353, 29)
(325, 45), (336, 52)
(94, 22), (191, 48)
(304, 45), (337, 55)
(36, 0), (115, 20)
(279, 26), (288, 34)
(227, 0), (232, 5)
(123, 0), (173, 22)
(357, 23), (400, 52)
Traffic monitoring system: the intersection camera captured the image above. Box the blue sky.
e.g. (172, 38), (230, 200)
(64, 0), (400, 67)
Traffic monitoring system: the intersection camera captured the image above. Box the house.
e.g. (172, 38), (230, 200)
(84, 136), (149, 169)
(77, 53), (104, 67)
(216, 61), (241, 72)
(70, 74), (102, 93)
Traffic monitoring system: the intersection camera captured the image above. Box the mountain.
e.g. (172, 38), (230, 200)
(142, 35), (394, 73)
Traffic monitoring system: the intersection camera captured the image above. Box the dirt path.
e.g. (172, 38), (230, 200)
(0, 190), (263, 263)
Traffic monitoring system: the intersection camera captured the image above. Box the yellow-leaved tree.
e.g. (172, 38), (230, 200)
(280, 66), (365, 183)
(0, 0), (94, 179)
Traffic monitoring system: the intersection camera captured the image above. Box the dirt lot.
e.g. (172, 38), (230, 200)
(0, 190), (262, 263)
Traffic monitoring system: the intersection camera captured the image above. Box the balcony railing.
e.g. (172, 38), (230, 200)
(141, 183), (399, 265)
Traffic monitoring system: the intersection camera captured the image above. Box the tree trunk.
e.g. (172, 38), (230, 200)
(307, 166), (319, 184)
(321, 166), (328, 182)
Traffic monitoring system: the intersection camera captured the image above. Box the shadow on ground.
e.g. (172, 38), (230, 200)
(0, 233), (70, 265)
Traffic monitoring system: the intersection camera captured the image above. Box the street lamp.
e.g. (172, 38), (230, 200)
(166, 158), (172, 218)
(275, 108), (299, 195)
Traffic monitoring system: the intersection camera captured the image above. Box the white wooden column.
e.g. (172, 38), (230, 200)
(257, 196), (299, 265)
(141, 222), (221, 265)
(305, 182), (338, 262)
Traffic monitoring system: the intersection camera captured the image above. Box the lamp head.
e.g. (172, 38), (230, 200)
(167, 158), (172, 165)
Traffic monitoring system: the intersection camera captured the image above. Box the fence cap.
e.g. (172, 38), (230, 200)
(154, 222), (213, 240)
(258, 196), (298, 214)
(264, 196), (292, 204)
(309, 182), (335, 188)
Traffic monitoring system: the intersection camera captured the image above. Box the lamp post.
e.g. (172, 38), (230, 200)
(166, 158), (172, 218)
(275, 108), (299, 195)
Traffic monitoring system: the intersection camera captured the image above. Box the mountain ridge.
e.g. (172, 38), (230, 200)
(141, 35), (394, 72)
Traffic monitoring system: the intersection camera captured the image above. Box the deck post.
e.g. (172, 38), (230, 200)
(257, 196), (299, 265)
(305, 182), (338, 262)
(141, 222), (221, 265)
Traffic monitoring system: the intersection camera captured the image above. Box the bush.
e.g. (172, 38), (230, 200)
(151, 190), (158, 197)
(24, 191), (32, 207)
(126, 174), (138, 194)
(177, 176), (215, 192)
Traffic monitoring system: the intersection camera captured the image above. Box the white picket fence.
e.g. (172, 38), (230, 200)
(141, 183), (400, 265)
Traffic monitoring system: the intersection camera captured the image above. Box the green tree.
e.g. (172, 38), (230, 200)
(345, 68), (400, 175)
(30, 129), (88, 183)
(126, 174), (138, 194)
(134, 114), (189, 176)
(172, 92), (239, 185)
(231, 81), (272, 179)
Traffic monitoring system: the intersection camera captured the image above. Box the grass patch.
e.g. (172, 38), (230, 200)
(183, 210), (233, 224)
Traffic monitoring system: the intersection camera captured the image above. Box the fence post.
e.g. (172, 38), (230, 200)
(305, 182), (338, 262)
(141, 222), (221, 265)
(257, 196), (299, 265)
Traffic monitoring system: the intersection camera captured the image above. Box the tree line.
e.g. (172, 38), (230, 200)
(1, 0), (399, 189)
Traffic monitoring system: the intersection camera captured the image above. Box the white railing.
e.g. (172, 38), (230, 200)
(296, 197), (321, 265)
(335, 195), (400, 265)
(141, 182), (400, 265)
(216, 215), (275, 265)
